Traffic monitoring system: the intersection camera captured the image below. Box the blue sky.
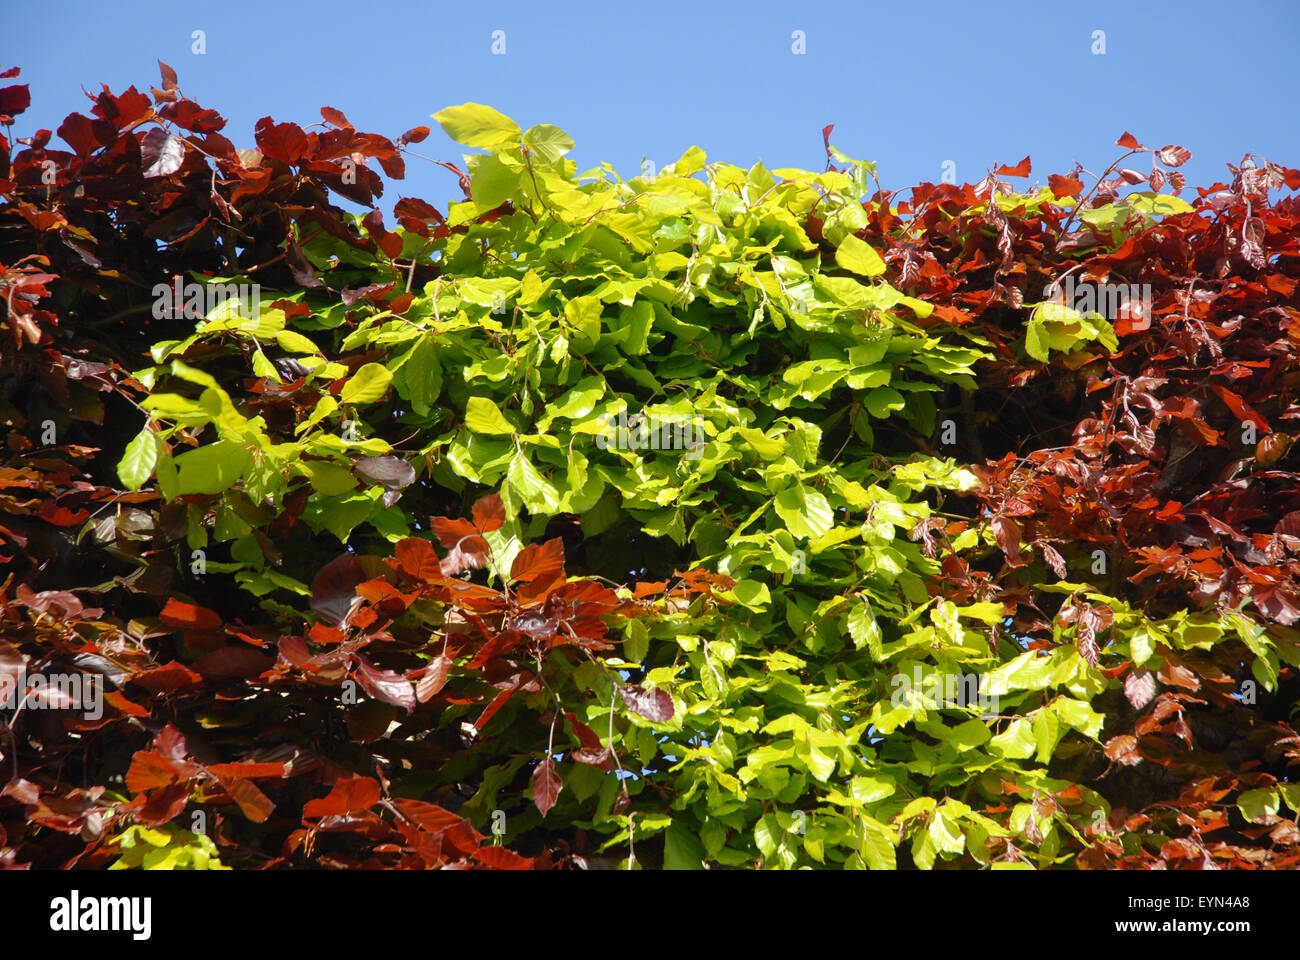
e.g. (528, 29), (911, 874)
(5, 0), (1298, 215)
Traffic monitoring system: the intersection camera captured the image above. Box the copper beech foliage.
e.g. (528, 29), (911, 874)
(2, 59), (1300, 870)
(0, 62), (722, 869)
(853, 132), (1300, 867)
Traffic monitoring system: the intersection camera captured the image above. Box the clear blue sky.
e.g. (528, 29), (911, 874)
(5, 0), (1298, 215)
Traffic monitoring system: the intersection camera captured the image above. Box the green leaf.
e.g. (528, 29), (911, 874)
(522, 123), (575, 163)
(565, 296), (603, 346)
(431, 103), (521, 150)
(507, 450), (560, 513)
(1129, 626), (1157, 665)
(864, 386), (905, 419)
(469, 153), (523, 209)
(395, 335), (442, 416)
(1278, 783), (1300, 814)
(663, 819), (705, 869)
(928, 810), (966, 856)
(773, 484), (834, 540)
(1025, 320), (1049, 362)
(274, 330), (321, 355)
(726, 579), (772, 611)
(624, 619), (650, 664)
(465, 396), (516, 435)
(834, 234), (886, 277)
(340, 363), (393, 405)
(174, 440), (251, 496)
(847, 601), (882, 657)
(302, 461), (358, 496)
(859, 817), (896, 870)
(673, 146), (707, 177)
(989, 717), (1036, 759)
(118, 428), (159, 491)
(1237, 787), (1279, 824)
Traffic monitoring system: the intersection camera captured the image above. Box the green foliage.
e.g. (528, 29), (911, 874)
(107, 824), (230, 870)
(8, 78), (1283, 870)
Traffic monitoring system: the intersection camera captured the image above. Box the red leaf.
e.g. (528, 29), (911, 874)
(429, 516), (478, 550)
(415, 655), (452, 702)
(0, 84), (31, 116)
(1041, 543), (1066, 578)
(531, 757), (562, 817)
(1156, 145), (1191, 167)
(308, 623), (345, 645)
(303, 777), (381, 818)
(132, 783), (190, 826)
(510, 538), (565, 584)
(394, 197), (444, 224)
(1156, 659), (1201, 691)
(310, 553), (366, 627)
(1252, 586), (1300, 626)
(104, 691), (149, 717)
(392, 799), (464, 834)
(213, 775), (274, 822)
(56, 113), (114, 157)
(1207, 384), (1268, 431)
(1048, 174), (1083, 199)
(473, 845), (534, 870)
(572, 747), (614, 770)
(439, 537), (490, 577)
(992, 516), (1021, 562)
(160, 598), (222, 630)
(133, 661), (202, 693)
(126, 750), (198, 793)
(1124, 668), (1156, 710)
(473, 683), (519, 731)
(394, 537), (441, 581)
(192, 646), (273, 681)
(1, 779), (39, 804)
(620, 684), (673, 722)
(279, 635), (311, 666)
(157, 60), (178, 92)
(141, 128), (185, 178)
(206, 762), (288, 780)
(320, 106), (352, 128)
(400, 126), (430, 144)
(995, 156), (1031, 178)
(472, 492), (506, 533)
(254, 118), (309, 165)
(1104, 734), (1142, 766)
(1275, 511), (1300, 539)
(353, 654), (416, 712)
(1116, 132), (1143, 149)
(159, 100), (225, 133)
(564, 710), (604, 752)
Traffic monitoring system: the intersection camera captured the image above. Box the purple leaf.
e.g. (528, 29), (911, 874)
(1124, 668), (1156, 710)
(352, 654), (416, 712)
(353, 455), (416, 491)
(310, 554), (365, 627)
(142, 128), (185, 178)
(621, 684), (673, 722)
(532, 756), (562, 817)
